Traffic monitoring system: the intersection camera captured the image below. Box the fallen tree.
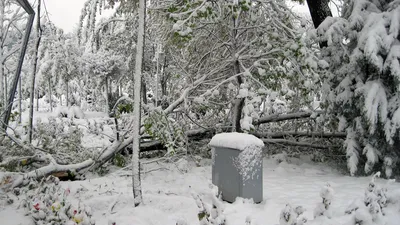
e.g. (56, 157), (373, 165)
(262, 138), (336, 149)
(0, 96), (335, 187)
(252, 131), (346, 139)
(255, 110), (323, 125)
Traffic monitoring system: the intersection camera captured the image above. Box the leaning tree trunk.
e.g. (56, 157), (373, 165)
(306, 0), (332, 48)
(28, 0), (41, 143)
(132, 0), (146, 207)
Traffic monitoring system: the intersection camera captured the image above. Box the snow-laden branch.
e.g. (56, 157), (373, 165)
(90, 72), (211, 170)
(11, 158), (94, 188)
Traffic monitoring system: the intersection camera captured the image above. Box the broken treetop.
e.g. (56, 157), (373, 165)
(209, 132), (264, 151)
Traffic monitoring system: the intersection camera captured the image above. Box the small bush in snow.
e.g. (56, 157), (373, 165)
(55, 106), (85, 119)
(313, 182), (334, 219)
(342, 172), (399, 225)
(279, 204), (307, 225)
(17, 176), (94, 225)
(192, 185), (226, 225)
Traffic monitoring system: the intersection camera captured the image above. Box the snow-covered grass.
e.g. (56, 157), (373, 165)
(2, 156), (400, 225)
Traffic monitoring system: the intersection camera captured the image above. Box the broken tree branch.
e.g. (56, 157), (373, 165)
(11, 158), (94, 188)
(262, 138), (336, 149)
(255, 110), (323, 125)
(252, 131), (346, 139)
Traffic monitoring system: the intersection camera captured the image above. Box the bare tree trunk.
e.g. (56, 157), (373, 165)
(36, 89), (39, 111)
(232, 61), (244, 132)
(105, 76), (109, 114)
(18, 75), (21, 123)
(66, 81), (69, 107)
(28, 0), (41, 143)
(0, 0), (4, 110)
(2, 2), (34, 129)
(4, 73), (7, 105)
(306, 0), (332, 48)
(231, 15), (244, 132)
(141, 81), (147, 104)
(132, 0), (145, 207)
(48, 78), (52, 112)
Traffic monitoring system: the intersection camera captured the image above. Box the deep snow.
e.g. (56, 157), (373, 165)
(2, 156), (400, 225)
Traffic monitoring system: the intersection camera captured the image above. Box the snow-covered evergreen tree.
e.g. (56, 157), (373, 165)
(318, 0), (400, 176)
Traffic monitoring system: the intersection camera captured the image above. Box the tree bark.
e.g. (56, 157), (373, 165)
(255, 110), (322, 125)
(18, 75), (22, 123)
(306, 0), (332, 48)
(48, 78), (52, 112)
(2, 1), (35, 129)
(252, 131), (346, 139)
(262, 138), (334, 149)
(36, 89), (39, 111)
(66, 81), (69, 107)
(105, 76), (109, 114)
(28, 0), (41, 143)
(132, 0), (146, 206)
(0, 0), (4, 109)
(141, 81), (147, 104)
(231, 15), (244, 132)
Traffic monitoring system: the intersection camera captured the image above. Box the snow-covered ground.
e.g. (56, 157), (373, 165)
(2, 156), (400, 225)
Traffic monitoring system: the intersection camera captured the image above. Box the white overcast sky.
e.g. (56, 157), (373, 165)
(43, 1), (338, 34)
(44, 0), (114, 33)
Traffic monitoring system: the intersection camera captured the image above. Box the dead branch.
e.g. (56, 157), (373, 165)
(252, 131), (346, 139)
(262, 138), (336, 149)
(255, 110), (323, 125)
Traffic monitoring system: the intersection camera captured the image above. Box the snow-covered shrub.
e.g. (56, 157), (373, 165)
(317, 0), (400, 176)
(68, 106), (85, 119)
(344, 172), (397, 225)
(55, 106), (85, 119)
(17, 176), (94, 225)
(279, 204), (307, 225)
(313, 183), (334, 219)
(55, 106), (69, 118)
(191, 185), (226, 225)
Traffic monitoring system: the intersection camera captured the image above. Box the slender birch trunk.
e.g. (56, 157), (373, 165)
(132, 0), (146, 206)
(28, 0), (41, 143)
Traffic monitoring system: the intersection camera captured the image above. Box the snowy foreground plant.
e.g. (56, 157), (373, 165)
(191, 185), (226, 225)
(317, 0), (400, 176)
(0, 175), (94, 225)
(277, 171), (400, 225)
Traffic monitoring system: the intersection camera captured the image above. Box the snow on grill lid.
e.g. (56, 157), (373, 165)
(209, 132), (264, 151)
